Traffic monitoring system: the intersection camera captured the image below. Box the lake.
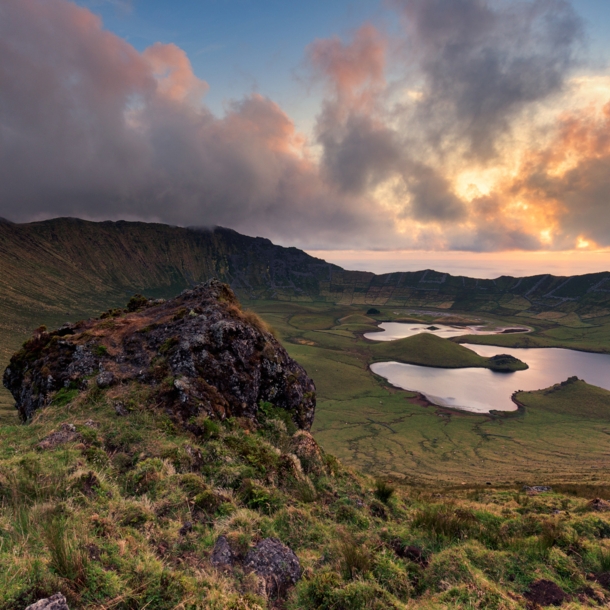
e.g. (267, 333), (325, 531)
(364, 322), (529, 342)
(368, 327), (610, 413)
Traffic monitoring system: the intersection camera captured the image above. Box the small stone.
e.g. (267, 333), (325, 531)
(96, 371), (115, 388)
(588, 498), (610, 512)
(37, 424), (80, 450)
(243, 537), (301, 598)
(523, 485), (552, 494)
(25, 593), (70, 610)
(114, 401), (129, 417)
(390, 540), (428, 567)
(291, 431), (326, 475)
(210, 535), (235, 568)
(179, 521), (193, 536)
(83, 419), (99, 428)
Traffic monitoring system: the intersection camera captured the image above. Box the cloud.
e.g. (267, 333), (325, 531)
(0, 0), (603, 253)
(506, 101), (610, 248)
(0, 0), (395, 249)
(395, 0), (584, 159)
(142, 43), (209, 104)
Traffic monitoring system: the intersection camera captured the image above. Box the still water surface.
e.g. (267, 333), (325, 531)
(364, 322), (529, 341)
(369, 330), (610, 413)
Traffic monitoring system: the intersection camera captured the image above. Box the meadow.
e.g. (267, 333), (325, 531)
(247, 300), (610, 487)
(3, 364), (610, 609)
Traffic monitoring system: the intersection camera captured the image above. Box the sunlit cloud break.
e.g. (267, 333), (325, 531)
(0, 0), (609, 253)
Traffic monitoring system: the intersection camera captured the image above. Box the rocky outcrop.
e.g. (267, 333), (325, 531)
(37, 423), (80, 450)
(291, 430), (326, 475)
(3, 280), (316, 429)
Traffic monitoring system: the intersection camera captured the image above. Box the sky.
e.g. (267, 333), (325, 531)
(2, 0), (610, 276)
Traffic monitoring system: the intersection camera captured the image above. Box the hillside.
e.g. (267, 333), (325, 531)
(2, 216), (609, 418)
(2, 218), (610, 336)
(4, 289), (610, 609)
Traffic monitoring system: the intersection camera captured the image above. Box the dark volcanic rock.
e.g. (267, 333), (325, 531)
(243, 537), (301, 597)
(3, 280), (316, 429)
(25, 593), (69, 610)
(210, 535), (235, 568)
(390, 540), (428, 567)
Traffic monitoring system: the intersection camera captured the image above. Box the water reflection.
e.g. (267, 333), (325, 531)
(364, 322), (529, 342)
(370, 343), (610, 414)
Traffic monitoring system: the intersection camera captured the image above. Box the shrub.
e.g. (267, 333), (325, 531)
(51, 386), (79, 408)
(239, 480), (283, 514)
(413, 503), (478, 542)
(258, 401), (297, 435)
(179, 473), (207, 498)
(374, 479), (395, 504)
(93, 345), (108, 357)
(294, 478), (317, 503)
(339, 538), (372, 579)
(118, 501), (152, 527)
(126, 294), (149, 312)
(43, 513), (88, 588)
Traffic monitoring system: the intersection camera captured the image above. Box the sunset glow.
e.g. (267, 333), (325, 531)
(1, 0), (610, 271)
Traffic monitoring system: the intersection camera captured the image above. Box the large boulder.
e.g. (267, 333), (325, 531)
(3, 280), (316, 429)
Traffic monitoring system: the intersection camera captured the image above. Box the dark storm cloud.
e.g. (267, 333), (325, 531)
(395, 0), (584, 159)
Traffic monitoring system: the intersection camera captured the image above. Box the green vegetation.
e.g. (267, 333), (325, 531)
(515, 377), (610, 420)
(370, 333), (528, 371)
(243, 300), (610, 486)
(2, 222), (610, 606)
(3, 385), (610, 608)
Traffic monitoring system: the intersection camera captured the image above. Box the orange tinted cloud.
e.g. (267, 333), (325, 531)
(0, 0), (604, 253)
(308, 25), (386, 113)
(143, 43), (209, 104)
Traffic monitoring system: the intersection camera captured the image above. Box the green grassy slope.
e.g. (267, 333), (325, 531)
(515, 377), (610, 420)
(370, 333), (527, 371)
(3, 376), (610, 608)
(1, 219), (609, 480)
(249, 301), (610, 486)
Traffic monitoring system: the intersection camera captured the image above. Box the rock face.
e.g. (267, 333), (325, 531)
(3, 280), (316, 429)
(210, 535), (235, 568)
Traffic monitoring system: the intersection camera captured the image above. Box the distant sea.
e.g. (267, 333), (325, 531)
(306, 250), (610, 279)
